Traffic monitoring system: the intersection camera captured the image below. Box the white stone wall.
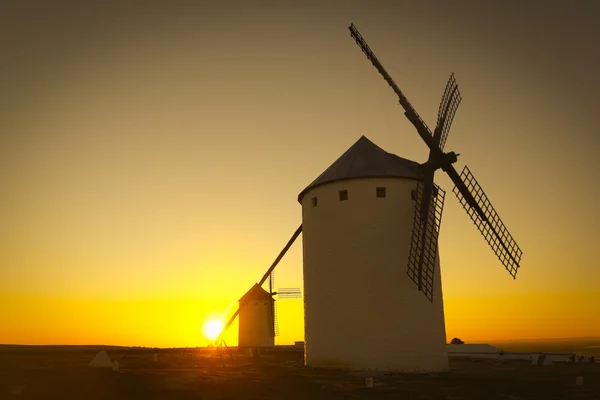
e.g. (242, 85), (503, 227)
(301, 177), (448, 371)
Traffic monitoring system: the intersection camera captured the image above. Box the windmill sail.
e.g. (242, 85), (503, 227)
(452, 166), (522, 277)
(267, 298), (278, 337)
(406, 181), (446, 302)
(277, 288), (302, 299)
(272, 300), (279, 336)
(269, 270), (275, 294)
(267, 270), (278, 337)
(435, 73), (462, 152)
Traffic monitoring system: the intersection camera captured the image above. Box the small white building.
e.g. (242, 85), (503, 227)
(300, 136), (448, 372)
(238, 283), (275, 348)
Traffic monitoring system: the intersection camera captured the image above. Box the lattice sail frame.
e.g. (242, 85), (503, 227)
(436, 73), (462, 152)
(267, 271), (279, 337)
(270, 300), (279, 337)
(265, 276), (301, 337)
(452, 166), (522, 278)
(406, 181), (446, 302)
(277, 288), (302, 299)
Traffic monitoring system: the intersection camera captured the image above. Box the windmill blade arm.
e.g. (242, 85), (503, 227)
(258, 225), (303, 287)
(444, 164), (486, 218)
(215, 307), (241, 344)
(450, 165), (523, 278)
(348, 24), (437, 149)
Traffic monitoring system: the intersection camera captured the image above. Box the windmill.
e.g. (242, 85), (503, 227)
(214, 226), (302, 348)
(348, 23), (523, 302)
(294, 24), (525, 372)
(266, 270), (302, 338)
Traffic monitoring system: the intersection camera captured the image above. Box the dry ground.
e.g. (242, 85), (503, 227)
(1, 347), (599, 399)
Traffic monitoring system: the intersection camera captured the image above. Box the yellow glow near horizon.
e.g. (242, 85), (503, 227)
(2, 2), (599, 348)
(202, 319), (224, 341)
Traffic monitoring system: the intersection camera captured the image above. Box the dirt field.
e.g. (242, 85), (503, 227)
(1, 347), (599, 399)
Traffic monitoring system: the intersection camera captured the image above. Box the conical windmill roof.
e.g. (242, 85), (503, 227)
(298, 135), (423, 203)
(239, 283), (274, 303)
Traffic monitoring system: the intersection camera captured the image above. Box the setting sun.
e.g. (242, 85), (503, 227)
(202, 319), (224, 341)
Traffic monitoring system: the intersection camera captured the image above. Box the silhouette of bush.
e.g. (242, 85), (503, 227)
(450, 338), (465, 344)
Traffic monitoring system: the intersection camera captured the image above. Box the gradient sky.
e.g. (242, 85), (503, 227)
(1, 1), (599, 347)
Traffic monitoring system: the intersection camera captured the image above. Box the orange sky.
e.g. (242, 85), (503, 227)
(1, 1), (599, 347)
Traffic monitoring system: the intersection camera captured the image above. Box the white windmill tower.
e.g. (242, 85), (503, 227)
(299, 135), (449, 371)
(296, 24), (523, 372)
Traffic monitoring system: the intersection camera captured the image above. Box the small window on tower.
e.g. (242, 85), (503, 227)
(376, 187), (386, 198)
(339, 190), (348, 201)
(311, 196), (318, 207)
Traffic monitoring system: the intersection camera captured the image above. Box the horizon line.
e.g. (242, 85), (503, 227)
(2, 336), (600, 348)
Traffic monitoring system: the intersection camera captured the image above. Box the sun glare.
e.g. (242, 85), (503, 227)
(203, 318), (224, 341)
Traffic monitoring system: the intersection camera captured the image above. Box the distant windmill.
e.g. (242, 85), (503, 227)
(234, 270), (302, 348)
(215, 226), (303, 349)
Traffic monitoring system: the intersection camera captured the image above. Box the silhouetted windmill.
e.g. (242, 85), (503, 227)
(214, 226), (302, 348)
(349, 23), (523, 302)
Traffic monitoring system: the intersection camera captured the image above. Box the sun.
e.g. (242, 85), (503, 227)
(202, 318), (224, 341)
